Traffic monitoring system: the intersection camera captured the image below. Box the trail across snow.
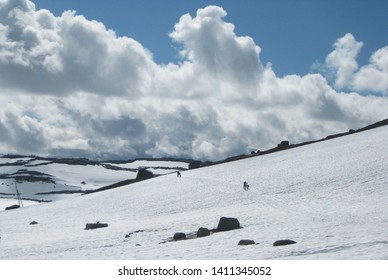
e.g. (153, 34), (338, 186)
(0, 127), (387, 259)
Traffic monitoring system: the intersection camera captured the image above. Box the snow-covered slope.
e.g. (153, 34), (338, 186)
(0, 127), (387, 259)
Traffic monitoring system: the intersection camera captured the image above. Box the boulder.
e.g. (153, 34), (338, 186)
(277, 140), (290, 148)
(85, 222), (108, 230)
(216, 217), (241, 232)
(281, 140), (289, 145)
(173, 232), (186, 240)
(30, 221), (39, 225)
(273, 239), (296, 246)
(197, 227), (210, 238)
(238, 239), (256, 246)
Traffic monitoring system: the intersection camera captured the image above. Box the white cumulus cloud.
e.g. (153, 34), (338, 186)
(325, 33), (363, 89)
(324, 33), (388, 95)
(0, 0), (156, 96)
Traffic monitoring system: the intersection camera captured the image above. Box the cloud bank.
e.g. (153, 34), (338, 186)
(0, 0), (387, 160)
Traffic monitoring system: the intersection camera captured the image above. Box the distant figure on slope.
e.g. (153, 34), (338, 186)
(177, 171), (182, 177)
(243, 181), (250, 191)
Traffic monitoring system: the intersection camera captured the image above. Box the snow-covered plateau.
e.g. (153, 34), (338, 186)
(0, 126), (387, 259)
(0, 158), (189, 202)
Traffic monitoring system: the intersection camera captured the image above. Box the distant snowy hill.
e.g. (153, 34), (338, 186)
(0, 156), (191, 204)
(0, 126), (387, 259)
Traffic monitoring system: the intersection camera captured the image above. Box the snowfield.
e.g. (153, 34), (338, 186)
(0, 158), (189, 203)
(0, 127), (387, 259)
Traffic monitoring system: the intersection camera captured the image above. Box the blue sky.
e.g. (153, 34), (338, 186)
(33, 0), (388, 77)
(0, 0), (387, 160)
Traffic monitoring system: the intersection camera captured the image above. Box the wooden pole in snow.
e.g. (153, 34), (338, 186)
(14, 181), (23, 208)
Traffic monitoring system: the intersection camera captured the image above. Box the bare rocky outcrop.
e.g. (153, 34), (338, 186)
(136, 168), (153, 180)
(5, 204), (20, 211)
(168, 217), (242, 243)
